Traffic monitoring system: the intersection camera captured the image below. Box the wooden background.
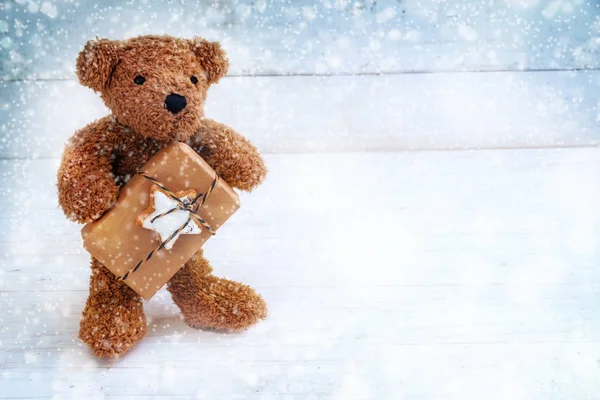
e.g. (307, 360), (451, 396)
(0, 0), (599, 398)
(2, 0), (599, 78)
(0, 0), (598, 157)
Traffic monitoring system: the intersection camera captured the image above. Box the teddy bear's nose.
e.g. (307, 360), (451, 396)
(165, 93), (187, 114)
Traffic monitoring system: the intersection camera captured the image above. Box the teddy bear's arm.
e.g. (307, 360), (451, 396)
(56, 118), (121, 223)
(187, 119), (267, 191)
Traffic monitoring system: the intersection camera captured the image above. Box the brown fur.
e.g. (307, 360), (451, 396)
(168, 249), (267, 331)
(57, 35), (267, 357)
(80, 258), (147, 357)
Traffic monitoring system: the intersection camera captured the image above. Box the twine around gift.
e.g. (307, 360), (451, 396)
(119, 171), (218, 281)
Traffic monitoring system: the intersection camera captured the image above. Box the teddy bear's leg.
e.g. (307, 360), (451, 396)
(79, 257), (147, 357)
(167, 249), (267, 331)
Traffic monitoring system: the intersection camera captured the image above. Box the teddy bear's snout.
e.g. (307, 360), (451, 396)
(165, 93), (187, 114)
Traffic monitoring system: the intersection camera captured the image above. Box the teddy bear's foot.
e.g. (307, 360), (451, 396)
(171, 275), (267, 331)
(79, 258), (147, 358)
(167, 250), (267, 331)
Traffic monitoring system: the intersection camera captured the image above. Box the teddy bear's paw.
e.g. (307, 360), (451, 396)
(172, 276), (267, 332)
(58, 164), (120, 224)
(79, 304), (147, 358)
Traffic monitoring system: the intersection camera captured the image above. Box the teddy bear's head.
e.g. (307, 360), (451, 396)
(76, 35), (228, 141)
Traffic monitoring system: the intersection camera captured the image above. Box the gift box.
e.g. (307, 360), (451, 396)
(81, 142), (240, 300)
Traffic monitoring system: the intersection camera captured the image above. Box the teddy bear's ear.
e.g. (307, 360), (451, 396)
(190, 38), (229, 84)
(76, 38), (121, 92)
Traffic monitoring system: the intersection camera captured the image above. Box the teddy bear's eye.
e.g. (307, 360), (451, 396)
(190, 76), (198, 85)
(134, 75), (146, 85)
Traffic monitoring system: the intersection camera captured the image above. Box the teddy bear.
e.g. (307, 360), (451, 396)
(56, 35), (268, 357)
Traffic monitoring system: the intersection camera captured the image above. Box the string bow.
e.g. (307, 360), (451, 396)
(119, 171), (218, 281)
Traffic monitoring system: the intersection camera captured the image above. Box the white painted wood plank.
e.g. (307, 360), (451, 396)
(0, 148), (599, 398)
(1, 0), (598, 79)
(1, 71), (598, 158)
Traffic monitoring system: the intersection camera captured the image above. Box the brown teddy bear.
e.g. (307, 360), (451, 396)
(56, 35), (268, 357)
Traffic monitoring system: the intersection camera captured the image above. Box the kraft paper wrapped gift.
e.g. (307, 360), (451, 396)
(81, 142), (240, 300)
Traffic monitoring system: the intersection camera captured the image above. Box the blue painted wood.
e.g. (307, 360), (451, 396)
(1, 0), (598, 79)
(1, 70), (598, 158)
